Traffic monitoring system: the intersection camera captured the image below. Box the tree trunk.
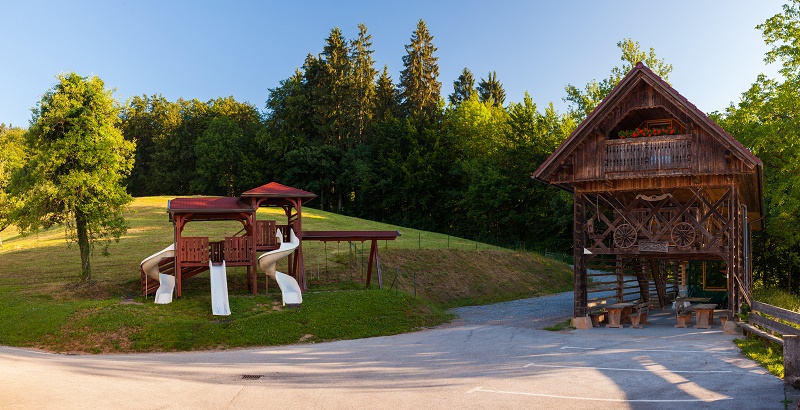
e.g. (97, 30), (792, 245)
(76, 211), (92, 282)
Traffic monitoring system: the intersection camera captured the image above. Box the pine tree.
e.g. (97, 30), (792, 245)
(374, 65), (399, 120)
(350, 23), (377, 146)
(314, 28), (352, 148)
(399, 19), (441, 124)
(449, 67), (475, 106)
(477, 71), (506, 107)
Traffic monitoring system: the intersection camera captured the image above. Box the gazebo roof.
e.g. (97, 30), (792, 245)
(240, 182), (317, 206)
(168, 197), (254, 219)
(241, 182), (317, 198)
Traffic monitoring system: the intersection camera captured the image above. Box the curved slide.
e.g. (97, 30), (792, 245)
(258, 229), (302, 306)
(140, 244), (176, 304)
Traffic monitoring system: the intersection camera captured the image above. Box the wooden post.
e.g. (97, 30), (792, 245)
(574, 193), (588, 318)
(785, 335), (800, 387)
(366, 239), (377, 288)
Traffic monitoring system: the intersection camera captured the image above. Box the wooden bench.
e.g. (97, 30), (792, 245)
(629, 306), (648, 329)
(588, 311), (606, 327)
(675, 306), (694, 328)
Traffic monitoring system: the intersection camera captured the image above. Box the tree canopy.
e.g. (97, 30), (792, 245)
(8, 72), (134, 281)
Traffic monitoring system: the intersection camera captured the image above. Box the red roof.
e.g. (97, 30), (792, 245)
(168, 197), (254, 213)
(241, 182), (317, 199)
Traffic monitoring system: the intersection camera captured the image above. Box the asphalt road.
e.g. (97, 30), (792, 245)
(0, 293), (791, 409)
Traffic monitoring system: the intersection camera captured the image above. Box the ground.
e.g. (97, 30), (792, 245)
(0, 291), (792, 409)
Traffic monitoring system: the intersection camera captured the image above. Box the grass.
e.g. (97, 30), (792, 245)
(0, 196), (573, 353)
(733, 336), (784, 378)
(731, 287), (800, 380)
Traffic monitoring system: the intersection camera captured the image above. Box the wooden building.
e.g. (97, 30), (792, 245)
(533, 63), (764, 319)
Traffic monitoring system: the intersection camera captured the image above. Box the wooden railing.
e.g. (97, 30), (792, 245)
(605, 134), (692, 172)
(741, 301), (800, 345)
(224, 236), (253, 263)
(255, 220), (278, 247)
(179, 237), (209, 264)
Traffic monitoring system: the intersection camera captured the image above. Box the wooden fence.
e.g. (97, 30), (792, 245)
(741, 301), (800, 345)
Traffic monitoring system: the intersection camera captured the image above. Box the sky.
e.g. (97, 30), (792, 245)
(0, 1), (785, 128)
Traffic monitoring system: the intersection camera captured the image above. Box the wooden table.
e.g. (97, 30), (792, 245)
(605, 302), (635, 328)
(693, 303), (717, 329)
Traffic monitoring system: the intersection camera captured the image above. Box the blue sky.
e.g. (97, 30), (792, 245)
(0, 1), (784, 128)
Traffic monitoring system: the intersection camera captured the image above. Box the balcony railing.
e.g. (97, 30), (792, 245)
(605, 134), (692, 173)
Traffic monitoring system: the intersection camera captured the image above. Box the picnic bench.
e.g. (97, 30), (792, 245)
(629, 303), (649, 329)
(674, 305), (695, 328)
(693, 303), (717, 329)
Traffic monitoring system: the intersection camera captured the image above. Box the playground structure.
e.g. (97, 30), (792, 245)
(140, 182), (400, 314)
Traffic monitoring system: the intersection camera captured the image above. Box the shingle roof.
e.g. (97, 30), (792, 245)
(241, 182), (317, 199)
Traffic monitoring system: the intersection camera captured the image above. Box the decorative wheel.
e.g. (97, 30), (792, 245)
(613, 224), (637, 249)
(671, 222), (696, 248)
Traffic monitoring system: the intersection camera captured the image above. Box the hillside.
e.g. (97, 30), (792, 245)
(0, 197), (573, 353)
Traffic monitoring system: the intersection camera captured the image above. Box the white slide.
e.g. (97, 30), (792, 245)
(140, 244), (176, 304)
(209, 260), (231, 316)
(257, 229), (303, 306)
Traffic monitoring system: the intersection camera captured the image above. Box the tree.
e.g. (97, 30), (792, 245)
(712, 0), (800, 291)
(8, 72), (134, 282)
(194, 116), (244, 196)
(314, 27), (353, 149)
(374, 65), (399, 120)
(564, 38), (673, 121)
(0, 125), (26, 245)
(350, 23), (377, 145)
(449, 67), (475, 106)
(399, 19), (442, 124)
(120, 94), (181, 196)
(477, 71), (506, 107)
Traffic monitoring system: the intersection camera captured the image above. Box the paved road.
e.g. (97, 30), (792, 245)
(0, 293), (791, 409)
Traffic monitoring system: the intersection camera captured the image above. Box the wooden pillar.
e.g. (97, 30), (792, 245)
(574, 193), (588, 318)
(615, 255), (625, 303)
(729, 186), (739, 313)
(174, 215), (184, 298)
(366, 239), (378, 288)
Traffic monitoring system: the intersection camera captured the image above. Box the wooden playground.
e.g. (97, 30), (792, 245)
(140, 182), (400, 299)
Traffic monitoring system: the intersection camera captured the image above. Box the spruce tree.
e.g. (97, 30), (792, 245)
(399, 19), (441, 124)
(374, 65), (399, 120)
(449, 67), (476, 106)
(350, 23), (377, 146)
(478, 71), (506, 107)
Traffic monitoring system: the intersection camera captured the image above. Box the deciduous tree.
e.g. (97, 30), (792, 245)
(9, 73), (134, 281)
(564, 38), (672, 121)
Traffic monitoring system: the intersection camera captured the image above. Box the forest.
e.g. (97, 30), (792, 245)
(3, 2), (800, 291)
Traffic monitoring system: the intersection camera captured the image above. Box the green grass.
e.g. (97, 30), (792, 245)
(754, 288), (800, 312)
(734, 336), (784, 378)
(0, 196), (572, 353)
(731, 287), (800, 380)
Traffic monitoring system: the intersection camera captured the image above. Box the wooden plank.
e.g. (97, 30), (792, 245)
(753, 301), (800, 325)
(740, 322), (784, 345)
(749, 313), (800, 336)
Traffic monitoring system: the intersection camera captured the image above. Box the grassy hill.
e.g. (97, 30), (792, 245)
(0, 197), (572, 353)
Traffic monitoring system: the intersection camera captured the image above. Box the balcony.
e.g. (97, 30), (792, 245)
(605, 134), (692, 173)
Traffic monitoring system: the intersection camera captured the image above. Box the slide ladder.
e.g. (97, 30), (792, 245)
(257, 229), (303, 306)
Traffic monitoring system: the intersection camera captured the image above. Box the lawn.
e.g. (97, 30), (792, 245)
(0, 197), (573, 353)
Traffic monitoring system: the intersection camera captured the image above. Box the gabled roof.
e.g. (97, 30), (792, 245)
(167, 197), (255, 221)
(532, 62), (763, 185)
(241, 182), (317, 200)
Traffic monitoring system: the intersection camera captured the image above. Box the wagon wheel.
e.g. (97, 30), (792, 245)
(671, 222), (696, 248)
(613, 224), (637, 249)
